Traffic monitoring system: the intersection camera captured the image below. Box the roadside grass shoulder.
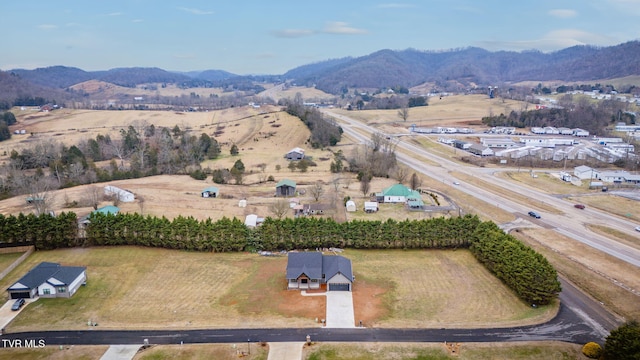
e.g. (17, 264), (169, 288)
(302, 341), (583, 360)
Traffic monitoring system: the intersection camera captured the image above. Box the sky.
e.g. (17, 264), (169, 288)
(2, 0), (640, 75)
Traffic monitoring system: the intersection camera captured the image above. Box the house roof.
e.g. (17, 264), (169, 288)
(286, 252), (353, 283)
(276, 179), (296, 188)
(288, 147), (304, 154)
(7, 262), (86, 291)
(574, 165), (592, 173)
(202, 186), (219, 193)
(286, 252), (323, 280)
(93, 205), (119, 215)
(381, 184), (414, 197)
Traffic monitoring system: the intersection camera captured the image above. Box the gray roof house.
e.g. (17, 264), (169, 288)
(286, 252), (354, 291)
(7, 262), (87, 299)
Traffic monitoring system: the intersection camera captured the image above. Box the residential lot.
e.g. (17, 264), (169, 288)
(0, 247), (554, 332)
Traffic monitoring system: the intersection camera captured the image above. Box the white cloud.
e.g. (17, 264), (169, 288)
(106, 12), (122, 16)
(548, 9), (577, 18)
(271, 29), (315, 38)
(132, 19), (144, 23)
(37, 24), (58, 30)
(323, 22), (368, 35)
(178, 7), (214, 15)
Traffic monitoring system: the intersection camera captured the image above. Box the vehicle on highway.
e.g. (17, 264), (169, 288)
(528, 211), (541, 219)
(574, 204), (585, 209)
(453, 181), (460, 185)
(11, 298), (25, 311)
(635, 226), (640, 232)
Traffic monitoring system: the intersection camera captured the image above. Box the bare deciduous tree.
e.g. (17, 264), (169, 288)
(394, 166), (409, 184)
(410, 172), (422, 190)
(84, 185), (102, 210)
(268, 199), (290, 219)
(398, 103), (410, 122)
(309, 181), (324, 202)
(360, 176), (371, 198)
(25, 176), (56, 215)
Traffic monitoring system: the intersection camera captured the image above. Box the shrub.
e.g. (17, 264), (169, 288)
(189, 169), (207, 180)
(582, 342), (603, 359)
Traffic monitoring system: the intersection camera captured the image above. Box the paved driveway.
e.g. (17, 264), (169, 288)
(0, 298), (37, 333)
(325, 292), (355, 328)
(267, 342), (303, 360)
(100, 345), (141, 360)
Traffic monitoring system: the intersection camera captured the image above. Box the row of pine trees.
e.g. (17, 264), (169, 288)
(0, 212), (560, 305)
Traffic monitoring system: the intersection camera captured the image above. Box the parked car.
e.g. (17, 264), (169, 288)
(574, 204), (585, 209)
(11, 298), (25, 311)
(528, 211), (541, 219)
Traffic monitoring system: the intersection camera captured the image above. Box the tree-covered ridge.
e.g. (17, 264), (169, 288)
(0, 213), (560, 305)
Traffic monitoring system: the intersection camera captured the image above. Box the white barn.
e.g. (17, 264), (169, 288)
(104, 186), (135, 202)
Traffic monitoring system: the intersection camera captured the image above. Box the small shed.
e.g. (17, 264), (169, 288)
(201, 186), (219, 198)
(345, 200), (356, 212)
(245, 214), (258, 227)
(276, 179), (296, 197)
(238, 199), (247, 208)
(364, 201), (378, 213)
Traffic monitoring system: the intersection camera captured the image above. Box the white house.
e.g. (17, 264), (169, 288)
(104, 185), (135, 202)
(7, 262), (86, 299)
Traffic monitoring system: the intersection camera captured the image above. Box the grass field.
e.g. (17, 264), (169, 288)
(133, 343), (268, 360)
(302, 341), (583, 360)
(0, 345), (109, 360)
(0, 247), (553, 332)
(0, 252), (24, 272)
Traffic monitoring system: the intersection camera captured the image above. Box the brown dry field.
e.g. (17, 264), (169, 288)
(329, 94), (526, 133)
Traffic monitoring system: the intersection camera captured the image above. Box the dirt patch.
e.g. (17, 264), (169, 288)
(352, 278), (388, 326)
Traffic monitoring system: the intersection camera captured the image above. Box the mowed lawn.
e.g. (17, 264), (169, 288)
(0, 247), (554, 332)
(349, 249), (555, 328)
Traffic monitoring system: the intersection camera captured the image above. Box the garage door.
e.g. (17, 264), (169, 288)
(329, 283), (350, 291)
(10, 292), (30, 299)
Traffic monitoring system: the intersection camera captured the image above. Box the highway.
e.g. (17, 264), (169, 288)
(323, 109), (640, 268)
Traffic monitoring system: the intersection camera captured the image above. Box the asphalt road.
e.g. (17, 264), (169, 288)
(0, 278), (619, 347)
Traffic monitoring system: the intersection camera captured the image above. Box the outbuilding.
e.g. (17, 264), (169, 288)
(275, 179), (296, 197)
(345, 200), (356, 212)
(201, 186), (219, 198)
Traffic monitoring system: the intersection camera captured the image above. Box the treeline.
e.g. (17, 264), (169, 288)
(481, 101), (626, 136)
(284, 94), (342, 147)
(0, 212), (79, 250)
(5, 124), (223, 199)
(470, 221), (561, 305)
(0, 212), (560, 305)
(0, 111), (16, 141)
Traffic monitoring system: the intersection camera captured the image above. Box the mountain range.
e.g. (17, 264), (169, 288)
(2, 41), (640, 105)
